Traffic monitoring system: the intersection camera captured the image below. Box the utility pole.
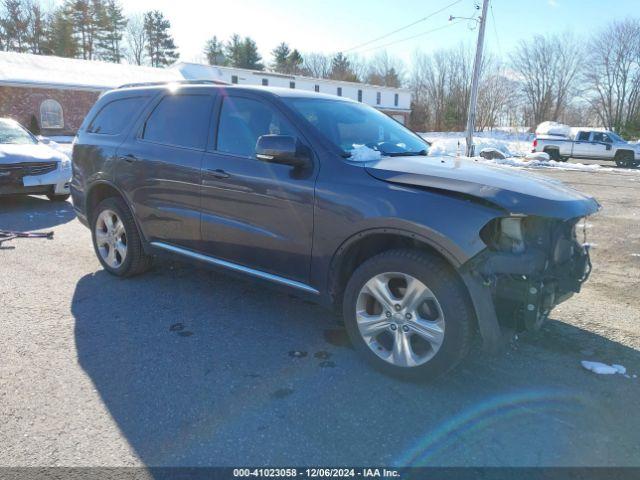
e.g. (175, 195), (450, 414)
(465, 0), (489, 157)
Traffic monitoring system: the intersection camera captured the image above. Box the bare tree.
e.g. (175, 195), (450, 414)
(125, 13), (146, 65)
(366, 51), (405, 87)
(302, 52), (332, 78)
(583, 19), (640, 133)
(510, 33), (583, 127)
(477, 63), (518, 131)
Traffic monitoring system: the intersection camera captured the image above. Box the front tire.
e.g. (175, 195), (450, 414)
(342, 249), (474, 380)
(91, 196), (152, 277)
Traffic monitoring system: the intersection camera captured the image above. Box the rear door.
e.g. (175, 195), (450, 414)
(199, 93), (317, 283)
(572, 131), (593, 158)
(116, 90), (216, 250)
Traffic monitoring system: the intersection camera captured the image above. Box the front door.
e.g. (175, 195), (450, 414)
(200, 94), (317, 283)
(116, 91), (216, 250)
(572, 131), (593, 158)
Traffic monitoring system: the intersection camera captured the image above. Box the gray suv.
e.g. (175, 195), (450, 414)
(71, 83), (599, 379)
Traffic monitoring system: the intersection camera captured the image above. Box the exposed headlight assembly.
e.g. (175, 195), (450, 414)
(481, 216), (526, 254)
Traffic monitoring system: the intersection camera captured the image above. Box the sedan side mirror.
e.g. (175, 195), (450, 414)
(255, 135), (310, 168)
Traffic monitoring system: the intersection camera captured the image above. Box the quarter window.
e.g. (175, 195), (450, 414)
(577, 131), (590, 141)
(141, 94), (213, 150)
(216, 96), (294, 157)
(88, 97), (147, 135)
(40, 99), (63, 129)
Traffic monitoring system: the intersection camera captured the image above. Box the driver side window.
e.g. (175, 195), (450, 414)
(216, 96), (294, 157)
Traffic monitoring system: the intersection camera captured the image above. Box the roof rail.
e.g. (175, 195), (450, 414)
(117, 79), (229, 89)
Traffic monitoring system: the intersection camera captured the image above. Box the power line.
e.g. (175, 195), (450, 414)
(354, 19), (465, 55)
(490, 2), (502, 57)
(343, 0), (464, 53)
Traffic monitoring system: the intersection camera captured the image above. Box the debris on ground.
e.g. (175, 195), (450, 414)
(0, 229), (54, 248)
(581, 360), (628, 375)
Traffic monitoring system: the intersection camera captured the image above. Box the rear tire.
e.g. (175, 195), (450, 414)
(91, 196), (152, 277)
(342, 249), (474, 380)
(47, 193), (70, 202)
(545, 149), (560, 161)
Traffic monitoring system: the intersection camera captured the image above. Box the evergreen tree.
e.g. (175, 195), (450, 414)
(0, 0), (29, 52)
(97, 0), (126, 62)
(224, 33), (243, 67)
(242, 36), (263, 70)
(330, 52), (357, 82)
(287, 48), (303, 74)
(204, 35), (225, 65)
(64, 0), (106, 59)
(25, 1), (48, 54)
(271, 41), (290, 72)
(44, 7), (77, 57)
(143, 10), (178, 67)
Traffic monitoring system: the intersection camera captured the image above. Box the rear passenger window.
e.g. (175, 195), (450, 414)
(142, 94), (213, 150)
(216, 96), (294, 157)
(577, 131), (591, 141)
(87, 97), (146, 135)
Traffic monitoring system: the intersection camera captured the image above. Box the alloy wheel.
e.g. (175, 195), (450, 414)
(355, 272), (445, 367)
(95, 209), (128, 269)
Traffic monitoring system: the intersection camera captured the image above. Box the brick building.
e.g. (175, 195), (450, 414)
(0, 52), (181, 136)
(0, 52), (411, 136)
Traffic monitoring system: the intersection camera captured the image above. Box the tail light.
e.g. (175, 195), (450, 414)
(532, 138), (538, 149)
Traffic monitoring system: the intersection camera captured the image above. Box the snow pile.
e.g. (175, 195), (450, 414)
(535, 121), (571, 137)
(581, 361), (627, 375)
(480, 156), (607, 172)
(348, 145), (382, 162)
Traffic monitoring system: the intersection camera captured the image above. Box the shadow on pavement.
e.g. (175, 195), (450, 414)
(0, 195), (75, 231)
(72, 261), (640, 467)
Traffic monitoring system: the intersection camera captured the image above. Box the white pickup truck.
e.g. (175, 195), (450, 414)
(533, 129), (640, 168)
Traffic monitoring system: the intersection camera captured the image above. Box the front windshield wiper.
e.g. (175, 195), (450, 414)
(382, 150), (428, 157)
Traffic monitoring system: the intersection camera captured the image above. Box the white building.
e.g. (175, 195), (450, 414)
(0, 52), (411, 136)
(175, 63), (412, 124)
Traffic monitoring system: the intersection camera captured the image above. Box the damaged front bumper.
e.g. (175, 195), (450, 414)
(461, 216), (595, 350)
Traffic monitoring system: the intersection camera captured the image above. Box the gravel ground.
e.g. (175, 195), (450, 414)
(0, 168), (639, 467)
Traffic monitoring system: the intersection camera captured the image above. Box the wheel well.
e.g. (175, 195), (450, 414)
(86, 183), (124, 222)
(543, 146), (559, 155)
(615, 149), (634, 157)
(329, 233), (457, 310)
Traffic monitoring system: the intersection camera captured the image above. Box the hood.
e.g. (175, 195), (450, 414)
(364, 156), (600, 219)
(0, 143), (68, 165)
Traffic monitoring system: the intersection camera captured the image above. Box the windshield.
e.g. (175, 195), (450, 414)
(0, 120), (37, 145)
(608, 132), (626, 142)
(283, 98), (428, 158)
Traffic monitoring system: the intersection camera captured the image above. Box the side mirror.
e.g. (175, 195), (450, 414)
(255, 135), (310, 168)
(37, 135), (51, 144)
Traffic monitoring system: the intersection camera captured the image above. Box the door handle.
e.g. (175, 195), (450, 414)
(119, 154), (138, 163)
(205, 168), (230, 179)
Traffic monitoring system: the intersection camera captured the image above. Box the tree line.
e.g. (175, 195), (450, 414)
(0, 0), (177, 66)
(2, 0), (640, 135)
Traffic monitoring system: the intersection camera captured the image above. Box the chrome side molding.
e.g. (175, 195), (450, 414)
(150, 241), (320, 295)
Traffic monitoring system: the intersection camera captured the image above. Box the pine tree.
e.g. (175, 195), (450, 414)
(64, 0), (106, 59)
(225, 33), (243, 67)
(287, 49), (303, 75)
(44, 7), (77, 57)
(25, 1), (48, 54)
(242, 36), (263, 70)
(0, 0), (29, 52)
(143, 10), (178, 67)
(271, 42), (290, 73)
(330, 52), (357, 82)
(97, 0), (126, 62)
(204, 35), (225, 65)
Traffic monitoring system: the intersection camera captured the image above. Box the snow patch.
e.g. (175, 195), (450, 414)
(581, 360), (628, 375)
(535, 121), (571, 137)
(348, 145), (382, 162)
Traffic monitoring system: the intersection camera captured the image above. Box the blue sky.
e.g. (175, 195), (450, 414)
(118, 0), (638, 67)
